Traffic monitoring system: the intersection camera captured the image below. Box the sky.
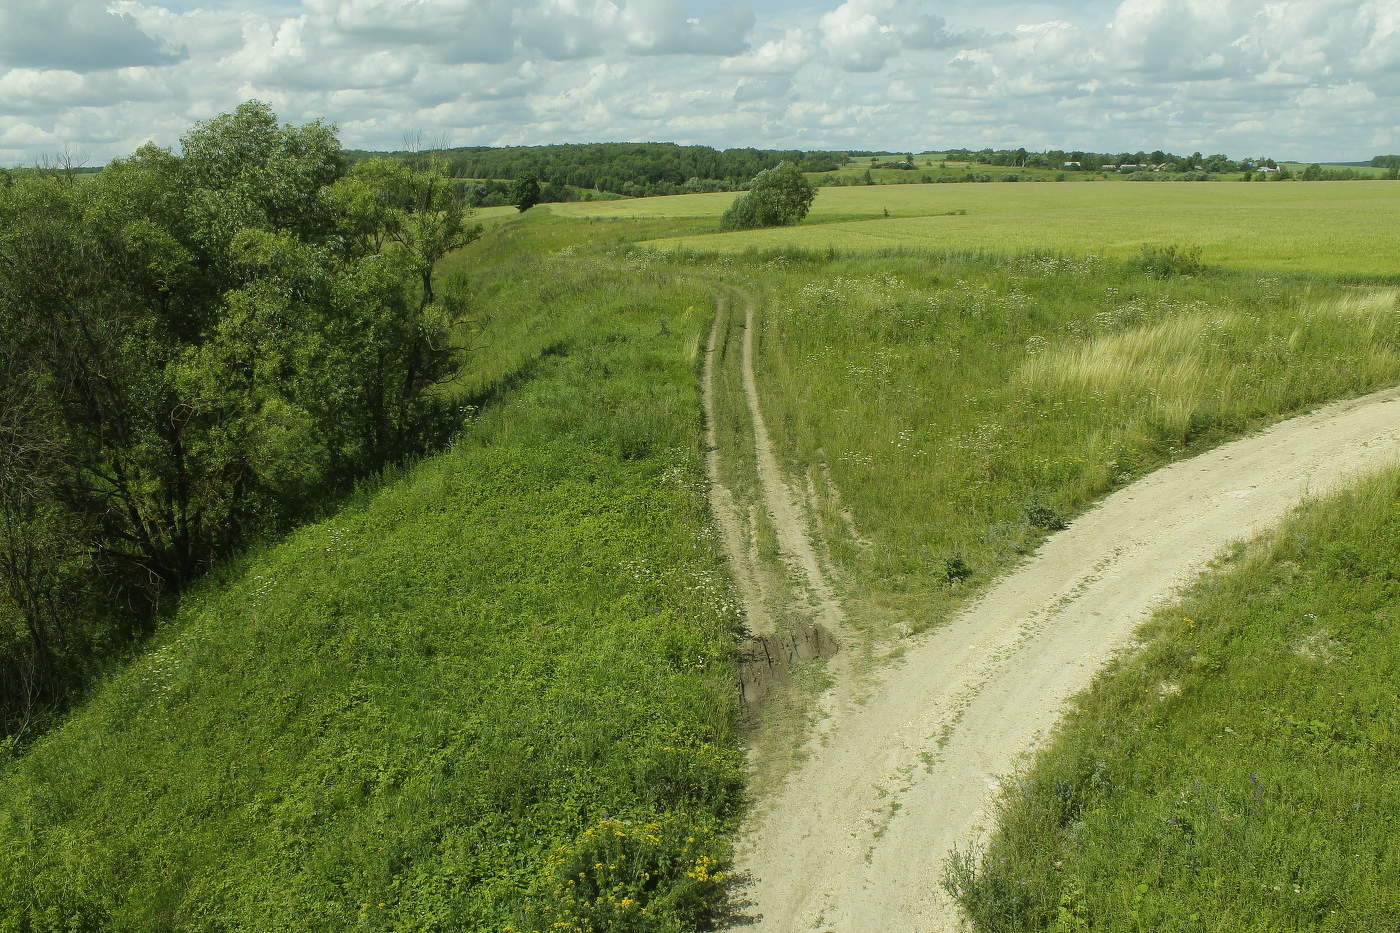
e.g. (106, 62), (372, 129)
(1, 0), (1396, 166)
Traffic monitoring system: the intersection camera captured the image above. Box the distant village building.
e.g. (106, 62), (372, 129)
(1101, 164), (1117, 171)
(1118, 164), (1144, 172)
(1063, 161), (1081, 169)
(1257, 165), (1279, 174)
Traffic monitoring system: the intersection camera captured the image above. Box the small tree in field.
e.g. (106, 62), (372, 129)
(720, 162), (817, 231)
(512, 173), (540, 212)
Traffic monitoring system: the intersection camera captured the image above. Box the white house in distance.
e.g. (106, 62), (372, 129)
(1063, 161), (1081, 169)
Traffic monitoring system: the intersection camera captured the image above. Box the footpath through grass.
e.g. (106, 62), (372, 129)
(947, 467), (1400, 931)
(0, 215), (743, 932)
(729, 250), (1400, 641)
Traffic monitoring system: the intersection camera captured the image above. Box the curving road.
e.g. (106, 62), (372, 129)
(708, 292), (1400, 932)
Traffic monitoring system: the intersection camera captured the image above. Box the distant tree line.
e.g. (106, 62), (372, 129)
(346, 142), (848, 198)
(0, 103), (476, 737)
(939, 147), (1268, 174)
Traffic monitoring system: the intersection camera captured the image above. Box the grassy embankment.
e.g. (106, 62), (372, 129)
(633, 181), (1400, 279)
(0, 213), (745, 932)
(947, 468), (1400, 931)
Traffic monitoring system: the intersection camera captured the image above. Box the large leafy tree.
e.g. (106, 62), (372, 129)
(720, 162), (817, 230)
(511, 172), (541, 212)
(0, 102), (478, 733)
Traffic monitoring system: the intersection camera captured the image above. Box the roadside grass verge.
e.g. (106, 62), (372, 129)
(733, 252), (1400, 636)
(945, 467), (1400, 931)
(0, 219), (744, 931)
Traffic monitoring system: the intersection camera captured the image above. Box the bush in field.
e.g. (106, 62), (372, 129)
(720, 162), (817, 231)
(512, 172), (541, 212)
(1135, 243), (1204, 277)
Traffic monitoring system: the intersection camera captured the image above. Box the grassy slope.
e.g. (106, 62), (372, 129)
(948, 468), (1400, 931)
(0, 214), (743, 932)
(637, 182), (1400, 278)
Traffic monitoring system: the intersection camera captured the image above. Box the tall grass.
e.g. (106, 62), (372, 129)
(1018, 289), (1400, 442)
(946, 468), (1400, 931)
(733, 252), (1400, 632)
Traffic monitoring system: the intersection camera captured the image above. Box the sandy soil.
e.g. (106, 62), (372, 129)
(709, 295), (1400, 932)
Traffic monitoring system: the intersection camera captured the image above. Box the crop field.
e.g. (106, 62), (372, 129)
(805, 157), (1100, 185)
(949, 468), (1400, 930)
(550, 181), (1400, 278)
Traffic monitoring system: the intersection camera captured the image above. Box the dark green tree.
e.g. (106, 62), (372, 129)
(719, 162), (818, 231)
(0, 101), (477, 734)
(512, 173), (541, 212)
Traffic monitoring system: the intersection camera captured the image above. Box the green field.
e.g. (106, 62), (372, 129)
(1280, 161), (1392, 178)
(724, 249), (1400, 628)
(556, 181), (1400, 278)
(949, 468), (1400, 931)
(803, 158), (1094, 185)
(5, 165), (1400, 930)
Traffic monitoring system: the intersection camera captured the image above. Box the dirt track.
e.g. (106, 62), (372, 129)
(706, 292), (1400, 932)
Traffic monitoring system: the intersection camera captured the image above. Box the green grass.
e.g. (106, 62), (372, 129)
(3, 201), (1397, 932)
(641, 181), (1400, 277)
(719, 252), (1400, 637)
(946, 467), (1400, 931)
(0, 215), (744, 932)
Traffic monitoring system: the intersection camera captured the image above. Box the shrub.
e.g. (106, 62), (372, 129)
(1026, 502), (1068, 531)
(1134, 243), (1204, 278)
(944, 555), (975, 585)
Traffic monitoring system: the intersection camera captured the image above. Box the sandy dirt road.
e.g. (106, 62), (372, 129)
(706, 293), (1400, 932)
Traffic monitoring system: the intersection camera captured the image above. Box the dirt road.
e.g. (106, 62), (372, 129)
(707, 293), (1400, 932)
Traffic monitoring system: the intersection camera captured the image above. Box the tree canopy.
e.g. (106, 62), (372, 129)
(512, 172), (541, 212)
(719, 162), (818, 231)
(0, 102), (478, 734)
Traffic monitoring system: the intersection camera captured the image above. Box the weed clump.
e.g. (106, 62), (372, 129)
(1134, 243), (1204, 277)
(943, 555), (975, 586)
(1026, 502), (1069, 531)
